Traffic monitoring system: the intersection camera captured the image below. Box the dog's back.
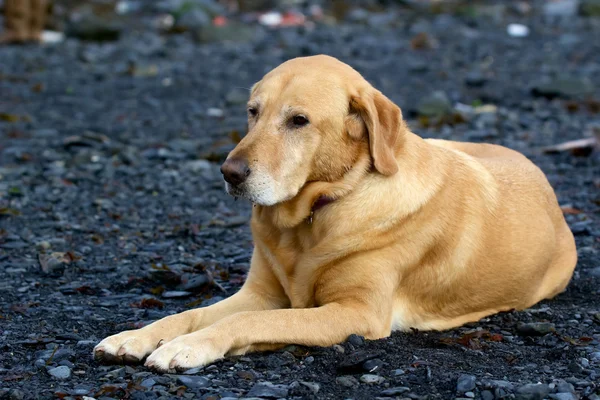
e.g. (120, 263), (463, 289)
(426, 139), (577, 304)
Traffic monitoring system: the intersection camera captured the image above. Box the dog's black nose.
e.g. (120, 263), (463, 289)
(221, 158), (251, 186)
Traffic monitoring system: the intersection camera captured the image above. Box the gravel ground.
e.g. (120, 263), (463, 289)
(1, 1), (599, 399)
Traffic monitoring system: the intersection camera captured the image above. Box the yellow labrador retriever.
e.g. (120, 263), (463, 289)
(94, 55), (577, 371)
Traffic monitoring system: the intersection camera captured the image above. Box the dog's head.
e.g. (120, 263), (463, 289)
(221, 55), (405, 206)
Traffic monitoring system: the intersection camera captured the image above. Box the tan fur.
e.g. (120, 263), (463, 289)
(94, 55), (577, 372)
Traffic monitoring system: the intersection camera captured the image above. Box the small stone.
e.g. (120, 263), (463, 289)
(515, 383), (550, 400)
(237, 370), (256, 380)
(8, 389), (25, 400)
(380, 387), (410, 396)
(207, 108), (224, 118)
(104, 367), (127, 379)
(336, 376), (359, 388)
(333, 344), (345, 354)
(140, 378), (156, 388)
(457, 374), (477, 392)
(544, 0), (579, 18)
(76, 340), (96, 348)
(360, 374), (384, 384)
(532, 77), (594, 98)
(517, 322), (555, 336)
(161, 290), (192, 298)
(36, 241), (51, 250)
(300, 381), (320, 394)
(550, 393), (578, 400)
(180, 274), (210, 292)
(465, 392), (475, 398)
(175, 7), (210, 30)
(337, 350), (383, 373)
(465, 71), (487, 87)
(48, 366), (71, 380)
(507, 23), (529, 37)
(481, 390), (494, 400)
(416, 91), (452, 118)
(246, 382), (289, 398)
(363, 359), (383, 372)
(175, 375), (210, 389)
(182, 367), (204, 375)
(346, 334), (365, 347)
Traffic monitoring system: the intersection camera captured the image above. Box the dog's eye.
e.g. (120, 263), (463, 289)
(292, 115), (309, 127)
(247, 107), (258, 117)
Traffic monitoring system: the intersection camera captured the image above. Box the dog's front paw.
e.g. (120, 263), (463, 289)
(94, 330), (164, 364)
(144, 332), (226, 372)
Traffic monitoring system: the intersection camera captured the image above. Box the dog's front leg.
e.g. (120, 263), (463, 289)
(145, 265), (395, 371)
(145, 301), (389, 371)
(94, 249), (288, 364)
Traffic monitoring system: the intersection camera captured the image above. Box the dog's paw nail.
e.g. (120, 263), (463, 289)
(157, 339), (164, 348)
(145, 360), (154, 368)
(169, 360), (178, 370)
(117, 348), (126, 356)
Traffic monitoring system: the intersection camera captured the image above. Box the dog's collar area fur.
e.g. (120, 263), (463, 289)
(307, 196), (335, 224)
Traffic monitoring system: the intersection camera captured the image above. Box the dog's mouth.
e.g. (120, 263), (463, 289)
(224, 180), (299, 207)
(224, 182), (246, 199)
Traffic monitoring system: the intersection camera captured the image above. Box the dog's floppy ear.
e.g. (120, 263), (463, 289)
(350, 89), (403, 176)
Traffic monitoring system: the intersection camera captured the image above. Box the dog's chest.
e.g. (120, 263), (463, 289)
(261, 234), (319, 309)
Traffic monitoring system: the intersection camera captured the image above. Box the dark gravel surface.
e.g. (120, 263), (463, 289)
(1, 1), (600, 399)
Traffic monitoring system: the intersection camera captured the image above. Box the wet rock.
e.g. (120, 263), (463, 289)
(336, 376), (359, 388)
(381, 387), (410, 396)
(360, 374), (384, 384)
(465, 71), (487, 87)
(140, 378), (156, 388)
(299, 381), (320, 394)
(337, 350), (384, 374)
(346, 334), (365, 347)
(179, 273), (211, 292)
(556, 380), (576, 393)
(161, 290), (192, 298)
(246, 382), (289, 398)
(515, 383), (550, 400)
(362, 359), (384, 373)
(532, 77), (594, 98)
(457, 374), (476, 392)
(7, 389), (25, 400)
(174, 8), (210, 30)
(550, 393), (578, 400)
(481, 390), (494, 400)
(333, 344), (345, 353)
(175, 375), (210, 389)
(517, 322), (555, 336)
(416, 91), (453, 118)
(544, 0), (580, 18)
(36, 347), (75, 362)
(48, 366), (71, 380)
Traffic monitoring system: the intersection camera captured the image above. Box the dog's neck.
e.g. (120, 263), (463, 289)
(307, 195), (336, 225)
(255, 151), (372, 229)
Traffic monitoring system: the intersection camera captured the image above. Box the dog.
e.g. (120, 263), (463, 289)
(94, 55), (577, 371)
